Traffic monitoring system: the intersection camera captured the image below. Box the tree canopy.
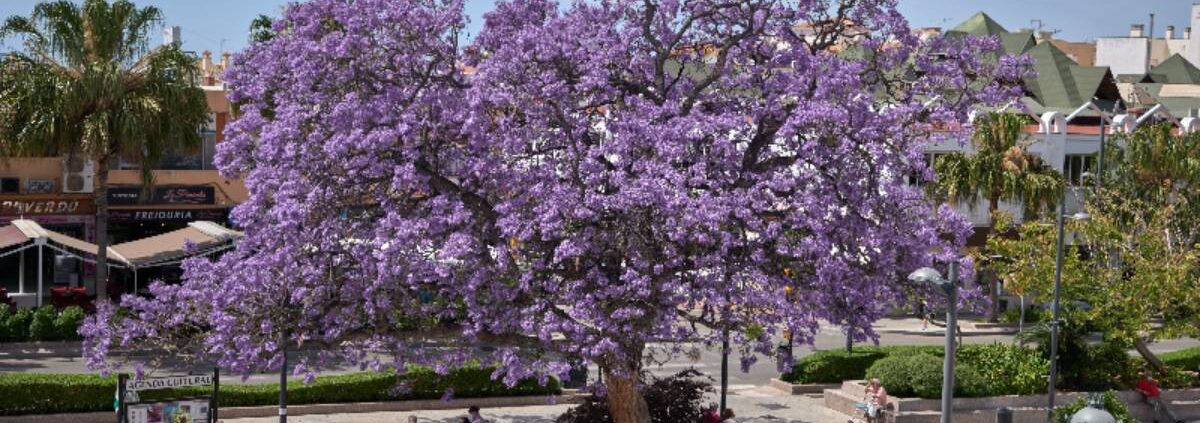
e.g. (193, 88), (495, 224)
(81, 0), (1030, 421)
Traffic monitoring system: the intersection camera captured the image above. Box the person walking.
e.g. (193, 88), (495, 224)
(1136, 370), (1182, 423)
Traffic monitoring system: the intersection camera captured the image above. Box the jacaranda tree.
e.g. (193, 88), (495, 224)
(83, 0), (1030, 421)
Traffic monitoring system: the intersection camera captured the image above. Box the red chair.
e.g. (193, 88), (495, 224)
(49, 286), (70, 309)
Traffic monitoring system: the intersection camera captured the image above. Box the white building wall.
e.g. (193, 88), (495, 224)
(1190, 3), (1200, 66)
(1097, 37), (1150, 75)
(922, 129), (1102, 227)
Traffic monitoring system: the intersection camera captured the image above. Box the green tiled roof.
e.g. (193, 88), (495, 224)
(946, 12), (1121, 111)
(1146, 54), (1200, 84)
(1000, 32), (1037, 56)
(949, 12), (1009, 37)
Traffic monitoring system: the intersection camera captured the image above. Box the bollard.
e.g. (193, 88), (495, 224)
(996, 406), (1012, 423)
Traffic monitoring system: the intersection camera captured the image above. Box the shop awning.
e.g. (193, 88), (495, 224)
(109, 221), (241, 269)
(1, 219), (106, 261)
(0, 225), (28, 250)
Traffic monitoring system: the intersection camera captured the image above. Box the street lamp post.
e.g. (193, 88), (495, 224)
(908, 262), (959, 423)
(1046, 193), (1091, 421)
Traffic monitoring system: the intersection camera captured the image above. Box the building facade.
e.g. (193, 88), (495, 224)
(0, 35), (244, 302)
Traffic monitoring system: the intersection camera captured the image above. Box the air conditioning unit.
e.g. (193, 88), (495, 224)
(62, 155), (95, 194)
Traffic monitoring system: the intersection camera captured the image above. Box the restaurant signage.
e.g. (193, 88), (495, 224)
(109, 209), (227, 222)
(153, 186), (214, 205)
(0, 199), (92, 215)
(108, 186), (142, 205)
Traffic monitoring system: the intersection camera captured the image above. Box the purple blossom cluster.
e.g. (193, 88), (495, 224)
(83, 0), (1030, 417)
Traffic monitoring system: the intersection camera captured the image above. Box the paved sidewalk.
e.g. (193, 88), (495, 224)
(223, 386), (850, 423)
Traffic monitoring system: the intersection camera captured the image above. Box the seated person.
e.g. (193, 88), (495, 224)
(1136, 369), (1182, 423)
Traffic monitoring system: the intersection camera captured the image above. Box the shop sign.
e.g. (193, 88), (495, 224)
(127, 375), (213, 392)
(152, 186), (215, 205)
(0, 199), (87, 215)
(109, 209), (227, 222)
(24, 180), (54, 194)
(108, 186), (142, 205)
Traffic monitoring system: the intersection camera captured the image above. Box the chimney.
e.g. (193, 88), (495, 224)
(163, 25), (181, 47)
(1130, 24), (1145, 37)
(201, 50), (213, 85)
(1188, 27), (1193, 39)
(220, 52), (231, 70)
(1167, 25), (1175, 39)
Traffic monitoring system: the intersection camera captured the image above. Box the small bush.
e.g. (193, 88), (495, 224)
(27, 306), (57, 341)
(956, 343), (1047, 395)
(2, 308), (32, 342)
(0, 306), (90, 343)
(0, 306), (11, 341)
(53, 306), (85, 341)
(866, 353), (995, 399)
(1052, 391), (1136, 423)
(1075, 342), (1139, 391)
(556, 369), (712, 423)
(781, 345), (943, 384)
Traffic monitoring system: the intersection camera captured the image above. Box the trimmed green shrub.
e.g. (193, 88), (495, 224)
(53, 306), (85, 341)
(0, 306), (11, 341)
(0, 306), (90, 343)
(1052, 391), (1136, 423)
(956, 343), (1047, 395)
(0, 367), (559, 415)
(2, 308), (32, 342)
(1076, 342), (1139, 391)
(27, 306), (57, 341)
(866, 353), (994, 399)
(781, 345), (943, 383)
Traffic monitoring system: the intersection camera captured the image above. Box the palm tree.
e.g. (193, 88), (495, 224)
(929, 112), (1063, 322)
(0, 0), (208, 301)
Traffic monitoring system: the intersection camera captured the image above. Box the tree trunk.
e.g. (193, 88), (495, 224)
(986, 196), (1001, 323)
(604, 360), (651, 423)
(94, 155), (110, 301)
(1133, 338), (1168, 375)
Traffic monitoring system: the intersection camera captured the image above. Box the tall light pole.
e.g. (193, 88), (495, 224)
(908, 262), (959, 423)
(1046, 196), (1091, 421)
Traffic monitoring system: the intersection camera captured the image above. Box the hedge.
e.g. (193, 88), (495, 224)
(0, 306), (85, 342)
(780, 345), (941, 383)
(0, 366), (560, 416)
(1160, 346), (1200, 371)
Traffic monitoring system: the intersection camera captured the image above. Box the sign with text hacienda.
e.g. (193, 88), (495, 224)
(118, 369), (220, 423)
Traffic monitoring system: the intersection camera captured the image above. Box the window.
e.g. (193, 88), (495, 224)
(0, 178), (18, 194)
(1063, 154), (1095, 186)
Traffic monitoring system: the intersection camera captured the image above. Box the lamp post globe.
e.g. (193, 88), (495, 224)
(1069, 407), (1116, 423)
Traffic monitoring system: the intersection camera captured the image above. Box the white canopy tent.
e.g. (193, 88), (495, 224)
(0, 219), (241, 306)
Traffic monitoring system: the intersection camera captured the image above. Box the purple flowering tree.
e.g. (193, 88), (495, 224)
(83, 0), (1030, 421)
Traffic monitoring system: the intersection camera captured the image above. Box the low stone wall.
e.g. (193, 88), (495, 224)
(767, 378), (840, 395)
(824, 380), (1200, 423)
(0, 393), (585, 423)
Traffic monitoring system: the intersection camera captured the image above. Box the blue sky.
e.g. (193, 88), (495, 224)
(0, 0), (1193, 56)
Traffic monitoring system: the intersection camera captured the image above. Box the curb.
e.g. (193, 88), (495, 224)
(0, 342), (84, 359)
(0, 393), (585, 423)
